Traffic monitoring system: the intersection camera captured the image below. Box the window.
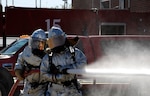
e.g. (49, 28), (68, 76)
(0, 39), (28, 55)
(100, 0), (111, 9)
(100, 0), (130, 9)
(119, 0), (125, 9)
(100, 23), (126, 35)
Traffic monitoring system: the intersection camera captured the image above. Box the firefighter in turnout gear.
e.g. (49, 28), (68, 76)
(40, 26), (87, 96)
(14, 29), (47, 96)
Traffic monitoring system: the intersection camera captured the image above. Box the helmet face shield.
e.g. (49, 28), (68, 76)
(47, 35), (66, 49)
(29, 29), (46, 50)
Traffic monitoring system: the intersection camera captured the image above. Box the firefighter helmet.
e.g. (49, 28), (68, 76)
(47, 26), (66, 49)
(29, 29), (46, 51)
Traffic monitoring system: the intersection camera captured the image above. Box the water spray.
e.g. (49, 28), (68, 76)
(67, 68), (150, 77)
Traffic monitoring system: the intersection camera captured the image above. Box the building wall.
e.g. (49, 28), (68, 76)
(0, 4), (3, 37)
(4, 7), (150, 36)
(72, 0), (150, 12)
(130, 0), (150, 12)
(72, 0), (99, 9)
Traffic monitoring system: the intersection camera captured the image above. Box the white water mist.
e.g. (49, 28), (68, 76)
(79, 38), (150, 96)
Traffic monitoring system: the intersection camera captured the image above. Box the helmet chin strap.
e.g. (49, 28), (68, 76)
(51, 45), (66, 53)
(32, 49), (45, 58)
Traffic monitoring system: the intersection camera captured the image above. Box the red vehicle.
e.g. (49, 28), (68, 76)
(1, 34), (150, 96)
(0, 36), (29, 95)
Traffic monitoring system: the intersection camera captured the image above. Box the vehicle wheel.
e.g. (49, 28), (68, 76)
(13, 88), (21, 96)
(0, 67), (14, 94)
(0, 83), (7, 96)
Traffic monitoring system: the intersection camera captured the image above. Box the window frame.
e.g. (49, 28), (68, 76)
(99, 22), (126, 35)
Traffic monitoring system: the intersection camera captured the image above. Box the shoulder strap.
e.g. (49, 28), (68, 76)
(68, 46), (76, 62)
(48, 52), (53, 64)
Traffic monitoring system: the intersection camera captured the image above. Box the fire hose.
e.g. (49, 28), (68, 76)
(8, 68), (150, 96)
(8, 79), (20, 96)
(8, 70), (40, 96)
